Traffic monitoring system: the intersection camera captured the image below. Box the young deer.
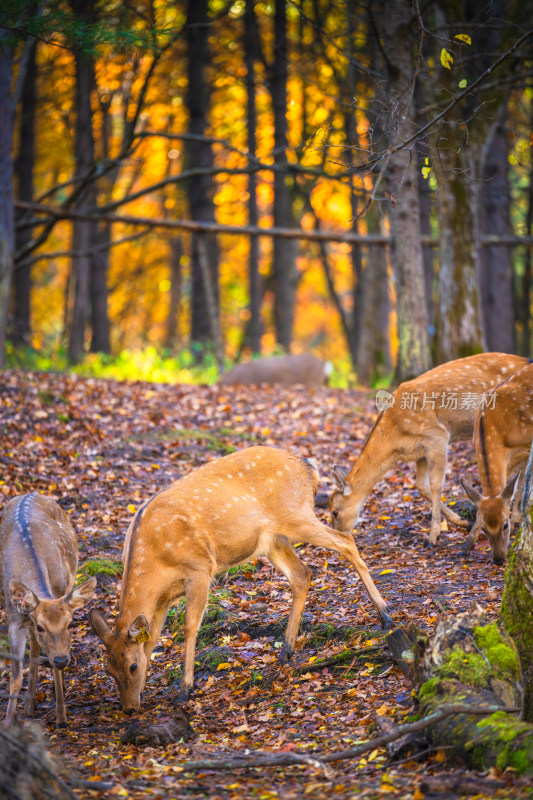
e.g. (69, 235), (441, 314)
(90, 446), (391, 713)
(0, 493), (96, 727)
(461, 362), (533, 564)
(329, 353), (528, 546)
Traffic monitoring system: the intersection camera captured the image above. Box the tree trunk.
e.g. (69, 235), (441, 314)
(0, 31), (14, 369)
(165, 237), (182, 351)
(518, 97), (533, 358)
(89, 223), (111, 353)
(356, 207), (391, 384)
(500, 442), (533, 722)
(68, 0), (99, 363)
(433, 146), (486, 363)
(12, 40), (36, 345)
(417, 141), (435, 334)
(270, 0), (297, 351)
(376, 0), (430, 381)
(244, 0), (261, 354)
(478, 105), (515, 353)
(185, 0), (220, 350)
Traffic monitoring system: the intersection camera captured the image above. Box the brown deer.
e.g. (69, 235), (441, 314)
(219, 353), (330, 389)
(90, 446), (390, 713)
(329, 353), (528, 546)
(461, 362), (533, 564)
(0, 493), (96, 727)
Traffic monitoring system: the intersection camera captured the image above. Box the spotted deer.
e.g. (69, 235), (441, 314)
(90, 446), (391, 713)
(0, 493), (96, 727)
(329, 353), (528, 546)
(461, 362), (533, 564)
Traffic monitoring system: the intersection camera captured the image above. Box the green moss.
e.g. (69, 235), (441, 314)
(476, 711), (525, 741)
(418, 677), (440, 704)
(79, 558), (123, 577)
(473, 624), (520, 681)
(497, 745), (532, 774)
(437, 647), (492, 686)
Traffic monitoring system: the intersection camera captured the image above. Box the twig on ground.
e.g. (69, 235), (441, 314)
(295, 643), (384, 674)
(174, 703), (518, 773)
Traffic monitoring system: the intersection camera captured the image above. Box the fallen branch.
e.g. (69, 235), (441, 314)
(295, 643), (384, 674)
(173, 703), (514, 773)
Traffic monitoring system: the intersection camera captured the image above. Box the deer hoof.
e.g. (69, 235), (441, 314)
(56, 722), (68, 729)
(379, 611), (393, 630)
(177, 686), (191, 704)
(278, 644), (293, 664)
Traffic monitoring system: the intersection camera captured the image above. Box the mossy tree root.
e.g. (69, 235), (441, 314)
(389, 609), (533, 775)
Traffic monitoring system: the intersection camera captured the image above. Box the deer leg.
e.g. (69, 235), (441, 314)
(461, 513), (483, 556)
(283, 518), (392, 629)
(416, 458), (468, 529)
(25, 629), (40, 717)
(426, 451), (448, 545)
(178, 574), (211, 703)
(267, 535), (312, 664)
(6, 622), (27, 726)
(53, 666), (67, 728)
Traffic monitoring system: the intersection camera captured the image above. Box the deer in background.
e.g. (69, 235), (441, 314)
(0, 493), (96, 727)
(329, 353), (528, 546)
(90, 446), (391, 713)
(219, 353), (331, 389)
(461, 362), (533, 564)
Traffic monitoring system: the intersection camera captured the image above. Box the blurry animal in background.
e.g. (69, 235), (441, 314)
(219, 353), (331, 389)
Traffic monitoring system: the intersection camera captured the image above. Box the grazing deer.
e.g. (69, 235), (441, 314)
(461, 362), (533, 564)
(0, 493), (96, 727)
(90, 446), (391, 713)
(219, 353), (331, 389)
(329, 353), (528, 546)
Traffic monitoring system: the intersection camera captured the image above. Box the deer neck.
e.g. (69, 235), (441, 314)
(346, 414), (399, 507)
(477, 412), (505, 496)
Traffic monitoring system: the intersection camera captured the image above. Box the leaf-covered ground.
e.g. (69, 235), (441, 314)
(0, 371), (529, 799)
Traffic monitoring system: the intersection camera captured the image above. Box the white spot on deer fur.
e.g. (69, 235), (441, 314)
(276, 470), (283, 477)
(227, 474), (233, 479)
(238, 472), (243, 478)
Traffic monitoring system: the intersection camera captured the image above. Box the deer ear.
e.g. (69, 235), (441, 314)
(89, 608), (112, 645)
(9, 581), (39, 614)
(332, 465), (351, 496)
(461, 478), (482, 507)
(502, 472), (521, 504)
(128, 615), (151, 644)
(65, 577), (97, 610)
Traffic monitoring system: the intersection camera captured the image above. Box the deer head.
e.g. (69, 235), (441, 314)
(461, 473), (520, 565)
(90, 610), (151, 714)
(9, 578), (96, 669)
(329, 465), (361, 533)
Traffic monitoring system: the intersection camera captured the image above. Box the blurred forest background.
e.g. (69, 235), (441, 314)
(0, 0), (532, 385)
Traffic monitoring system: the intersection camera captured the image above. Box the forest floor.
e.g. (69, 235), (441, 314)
(1, 371), (531, 800)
